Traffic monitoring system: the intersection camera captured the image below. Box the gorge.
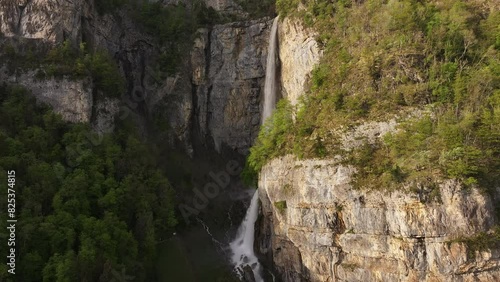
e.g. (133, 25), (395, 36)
(229, 15), (280, 281)
(0, 1), (499, 282)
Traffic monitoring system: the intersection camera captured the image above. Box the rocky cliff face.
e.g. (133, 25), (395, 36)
(278, 17), (321, 106)
(0, 0), (82, 43)
(257, 16), (499, 282)
(0, 0), (271, 156)
(162, 0), (244, 14)
(0, 69), (93, 123)
(258, 154), (499, 282)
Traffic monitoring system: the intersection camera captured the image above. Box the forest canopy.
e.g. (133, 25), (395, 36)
(0, 85), (177, 281)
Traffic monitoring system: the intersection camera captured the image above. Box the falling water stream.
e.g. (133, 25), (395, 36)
(262, 16), (280, 124)
(229, 191), (264, 281)
(229, 16), (280, 282)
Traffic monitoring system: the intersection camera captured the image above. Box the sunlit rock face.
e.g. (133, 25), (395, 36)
(258, 154), (499, 282)
(0, 0), (83, 43)
(257, 14), (499, 281)
(278, 17), (322, 107)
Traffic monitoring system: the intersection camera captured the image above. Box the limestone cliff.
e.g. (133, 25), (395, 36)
(0, 0), (272, 156)
(278, 17), (321, 106)
(256, 13), (500, 282)
(0, 0), (82, 43)
(258, 154), (499, 281)
(0, 69), (93, 123)
(191, 19), (271, 155)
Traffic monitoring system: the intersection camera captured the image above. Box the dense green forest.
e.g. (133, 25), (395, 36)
(246, 0), (499, 198)
(0, 85), (177, 281)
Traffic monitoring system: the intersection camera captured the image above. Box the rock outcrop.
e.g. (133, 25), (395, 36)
(259, 14), (498, 282)
(161, 0), (245, 15)
(278, 17), (321, 106)
(258, 154), (500, 281)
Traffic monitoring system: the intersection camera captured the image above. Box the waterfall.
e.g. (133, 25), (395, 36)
(262, 17), (279, 124)
(229, 16), (280, 281)
(229, 191), (263, 281)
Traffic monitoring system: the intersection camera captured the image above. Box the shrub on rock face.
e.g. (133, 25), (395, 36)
(274, 201), (287, 214)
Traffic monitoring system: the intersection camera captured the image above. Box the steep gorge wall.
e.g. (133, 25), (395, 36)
(0, 0), (272, 156)
(258, 154), (500, 282)
(191, 19), (271, 155)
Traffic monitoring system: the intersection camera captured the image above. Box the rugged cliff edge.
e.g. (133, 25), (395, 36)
(258, 154), (499, 282)
(254, 7), (500, 282)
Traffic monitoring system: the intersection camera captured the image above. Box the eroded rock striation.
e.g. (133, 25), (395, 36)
(258, 155), (499, 282)
(278, 17), (321, 106)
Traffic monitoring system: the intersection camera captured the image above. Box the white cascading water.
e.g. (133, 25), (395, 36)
(262, 16), (279, 124)
(230, 16), (279, 282)
(229, 191), (263, 281)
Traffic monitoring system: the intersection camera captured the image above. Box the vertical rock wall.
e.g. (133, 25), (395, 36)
(0, 0), (273, 157)
(258, 155), (499, 282)
(191, 19), (272, 155)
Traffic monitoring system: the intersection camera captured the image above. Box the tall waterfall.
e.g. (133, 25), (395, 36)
(262, 16), (279, 124)
(229, 191), (263, 281)
(229, 17), (279, 282)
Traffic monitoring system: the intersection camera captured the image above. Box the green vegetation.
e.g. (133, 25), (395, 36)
(44, 41), (125, 98)
(246, 0), (500, 194)
(341, 262), (359, 272)
(282, 183), (294, 196)
(95, 0), (127, 14)
(451, 226), (500, 258)
(274, 201), (287, 214)
(242, 99), (293, 185)
(0, 85), (177, 281)
(276, 0), (300, 17)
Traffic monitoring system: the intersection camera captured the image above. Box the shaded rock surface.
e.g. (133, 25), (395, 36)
(161, 0), (244, 14)
(278, 17), (321, 106)
(0, 68), (93, 123)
